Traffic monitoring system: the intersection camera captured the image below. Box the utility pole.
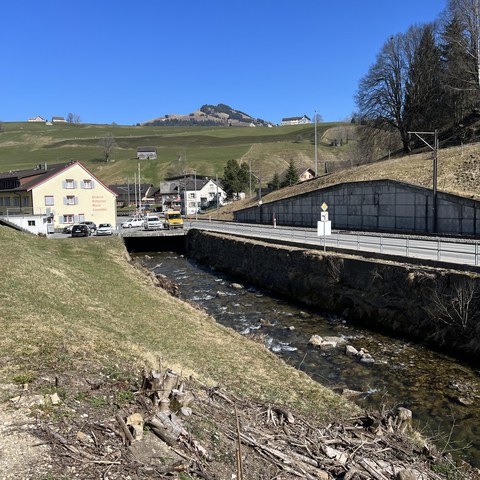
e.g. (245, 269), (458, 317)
(408, 130), (439, 233)
(314, 110), (318, 176)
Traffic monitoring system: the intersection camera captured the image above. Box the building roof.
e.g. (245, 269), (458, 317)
(281, 115), (311, 122)
(0, 162), (117, 196)
(136, 146), (157, 152)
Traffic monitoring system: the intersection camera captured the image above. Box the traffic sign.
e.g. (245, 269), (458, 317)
(321, 202), (328, 211)
(320, 211), (329, 222)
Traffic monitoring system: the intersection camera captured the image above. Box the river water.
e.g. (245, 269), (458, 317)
(141, 252), (480, 467)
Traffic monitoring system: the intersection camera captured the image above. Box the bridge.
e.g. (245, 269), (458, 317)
(120, 220), (480, 269)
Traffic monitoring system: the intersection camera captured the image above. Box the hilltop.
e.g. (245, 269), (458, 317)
(141, 103), (272, 127)
(0, 120), (356, 184)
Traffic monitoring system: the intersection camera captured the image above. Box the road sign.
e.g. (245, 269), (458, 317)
(321, 202), (328, 211)
(317, 220), (331, 236)
(320, 211), (329, 222)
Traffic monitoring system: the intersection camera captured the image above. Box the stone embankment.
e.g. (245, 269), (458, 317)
(186, 230), (480, 363)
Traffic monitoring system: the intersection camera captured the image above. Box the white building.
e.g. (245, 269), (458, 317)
(280, 115), (311, 126)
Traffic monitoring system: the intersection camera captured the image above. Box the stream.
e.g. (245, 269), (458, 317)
(141, 252), (480, 467)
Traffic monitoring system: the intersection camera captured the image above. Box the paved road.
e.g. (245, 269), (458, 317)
(186, 220), (480, 268)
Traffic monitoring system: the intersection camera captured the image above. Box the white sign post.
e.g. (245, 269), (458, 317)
(317, 202), (331, 251)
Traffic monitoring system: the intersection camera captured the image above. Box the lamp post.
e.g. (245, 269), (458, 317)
(408, 130), (439, 233)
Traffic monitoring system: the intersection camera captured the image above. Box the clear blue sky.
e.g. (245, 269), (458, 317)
(1, 0), (447, 126)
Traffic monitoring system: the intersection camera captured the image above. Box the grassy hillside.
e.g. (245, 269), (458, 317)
(0, 121), (356, 185)
(0, 226), (353, 419)
(211, 141), (480, 220)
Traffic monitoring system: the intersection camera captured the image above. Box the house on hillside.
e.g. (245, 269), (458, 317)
(269, 166), (316, 190)
(280, 115), (311, 126)
(160, 175), (227, 215)
(52, 116), (67, 123)
(136, 146), (157, 160)
(28, 116), (46, 123)
(0, 161), (117, 233)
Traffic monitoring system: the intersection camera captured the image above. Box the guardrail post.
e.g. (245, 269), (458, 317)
(356, 233), (359, 250)
(476, 242), (479, 266)
(337, 231), (339, 248)
(380, 235), (383, 253)
(437, 239), (441, 261)
(406, 237), (409, 257)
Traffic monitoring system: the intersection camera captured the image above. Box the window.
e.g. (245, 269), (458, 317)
(188, 193), (195, 199)
(64, 179), (76, 189)
(82, 179), (93, 189)
(45, 196), (54, 206)
(188, 201), (196, 208)
(63, 214), (74, 224)
(0, 198), (3, 206)
(22, 197), (29, 207)
(78, 213), (85, 222)
(4, 197), (10, 207)
(28, 220), (35, 226)
(13, 197), (20, 207)
(66, 195), (76, 205)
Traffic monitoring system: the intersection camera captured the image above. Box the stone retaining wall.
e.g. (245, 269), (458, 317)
(186, 230), (480, 363)
(234, 179), (480, 236)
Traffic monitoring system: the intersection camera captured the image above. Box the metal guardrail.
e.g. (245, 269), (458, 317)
(188, 221), (480, 267)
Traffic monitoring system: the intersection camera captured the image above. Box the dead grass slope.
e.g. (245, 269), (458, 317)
(0, 226), (354, 420)
(211, 142), (480, 220)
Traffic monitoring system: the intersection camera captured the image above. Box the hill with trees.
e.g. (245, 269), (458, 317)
(140, 103), (272, 127)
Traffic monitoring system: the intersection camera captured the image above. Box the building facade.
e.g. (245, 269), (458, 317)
(0, 162), (117, 231)
(280, 115), (311, 126)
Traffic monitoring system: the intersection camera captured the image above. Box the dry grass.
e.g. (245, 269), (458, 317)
(0, 227), (356, 421)
(210, 142), (480, 220)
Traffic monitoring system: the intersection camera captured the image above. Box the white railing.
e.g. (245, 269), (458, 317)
(188, 221), (480, 267)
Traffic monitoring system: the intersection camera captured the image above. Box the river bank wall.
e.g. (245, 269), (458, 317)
(186, 230), (480, 363)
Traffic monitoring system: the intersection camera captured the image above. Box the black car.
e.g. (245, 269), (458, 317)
(81, 221), (97, 233)
(71, 224), (90, 237)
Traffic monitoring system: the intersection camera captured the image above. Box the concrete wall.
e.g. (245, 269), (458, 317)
(186, 230), (480, 363)
(234, 180), (480, 236)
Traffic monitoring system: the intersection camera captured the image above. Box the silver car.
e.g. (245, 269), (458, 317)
(121, 217), (144, 228)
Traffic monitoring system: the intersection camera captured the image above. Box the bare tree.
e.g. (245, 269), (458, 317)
(99, 133), (117, 162)
(426, 277), (479, 331)
(66, 112), (81, 124)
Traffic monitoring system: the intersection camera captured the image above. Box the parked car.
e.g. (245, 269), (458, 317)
(122, 217), (144, 228)
(62, 224), (75, 234)
(71, 224), (90, 237)
(81, 221), (97, 234)
(143, 215), (163, 230)
(96, 223), (113, 236)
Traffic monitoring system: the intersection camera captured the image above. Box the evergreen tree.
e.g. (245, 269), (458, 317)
(222, 159), (249, 199)
(441, 14), (476, 122)
(281, 160), (299, 187)
(404, 24), (444, 132)
(271, 172), (281, 190)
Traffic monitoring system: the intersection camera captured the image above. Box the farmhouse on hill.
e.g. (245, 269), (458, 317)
(28, 116), (46, 123)
(280, 115), (311, 126)
(52, 116), (67, 123)
(136, 146), (157, 160)
(0, 161), (117, 234)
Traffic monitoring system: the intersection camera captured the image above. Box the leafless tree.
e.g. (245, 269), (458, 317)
(426, 277), (479, 331)
(66, 112), (81, 124)
(99, 133), (117, 162)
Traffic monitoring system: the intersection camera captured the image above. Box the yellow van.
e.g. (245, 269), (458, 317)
(163, 210), (184, 229)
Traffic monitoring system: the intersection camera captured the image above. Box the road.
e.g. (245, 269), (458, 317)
(186, 220), (480, 268)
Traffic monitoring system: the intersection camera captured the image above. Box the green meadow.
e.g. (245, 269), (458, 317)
(0, 121), (355, 185)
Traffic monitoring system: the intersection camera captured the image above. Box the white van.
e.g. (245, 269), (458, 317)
(143, 215), (163, 230)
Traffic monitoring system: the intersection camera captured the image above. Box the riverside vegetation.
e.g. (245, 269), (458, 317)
(1, 226), (479, 478)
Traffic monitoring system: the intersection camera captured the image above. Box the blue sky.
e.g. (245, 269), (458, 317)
(2, 0), (447, 125)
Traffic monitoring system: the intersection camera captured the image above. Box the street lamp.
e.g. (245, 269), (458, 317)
(408, 130), (439, 233)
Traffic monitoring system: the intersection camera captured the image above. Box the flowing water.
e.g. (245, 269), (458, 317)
(141, 252), (480, 467)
